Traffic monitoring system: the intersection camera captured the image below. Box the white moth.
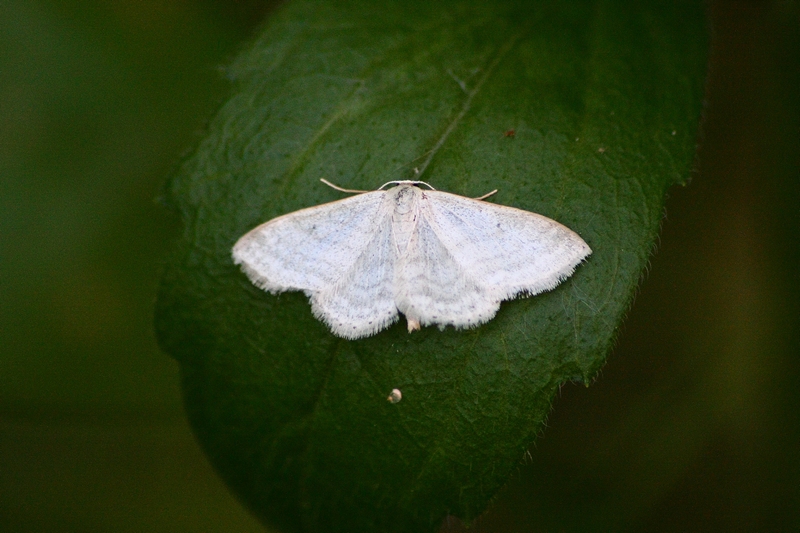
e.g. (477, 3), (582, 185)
(232, 180), (591, 340)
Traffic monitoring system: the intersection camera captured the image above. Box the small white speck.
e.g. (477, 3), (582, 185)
(387, 389), (402, 403)
(598, 147), (606, 153)
(575, 137), (580, 142)
(413, 167), (420, 174)
(671, 130), (677, 136)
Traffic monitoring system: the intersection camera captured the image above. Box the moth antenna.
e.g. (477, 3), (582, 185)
(474, 189), (498, 201)
(320, 178), (369, 194)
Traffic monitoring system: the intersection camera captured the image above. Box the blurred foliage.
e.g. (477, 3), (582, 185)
(0, 0), (273, 530)
(1, 0), (798, 532)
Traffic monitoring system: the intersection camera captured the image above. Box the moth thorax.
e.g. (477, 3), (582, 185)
(391, 186), (420, 253)
(392, 185), (418, 214)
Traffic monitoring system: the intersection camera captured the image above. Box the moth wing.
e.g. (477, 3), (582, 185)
(233, 191), (391, 293)
(233, 191), (400, 338)
(309, 209), (398, 339)
(424, 190), (591, 301)
(394, 206), (503, 330)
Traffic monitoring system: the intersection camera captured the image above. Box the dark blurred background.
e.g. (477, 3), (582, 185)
(1, 1), (797, 531)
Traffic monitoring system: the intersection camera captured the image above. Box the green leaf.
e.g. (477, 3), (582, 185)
(155, 0), (707, 531)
